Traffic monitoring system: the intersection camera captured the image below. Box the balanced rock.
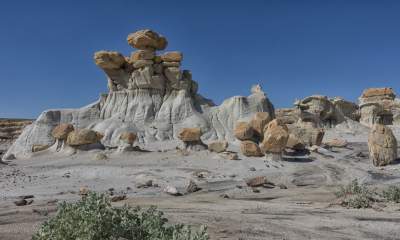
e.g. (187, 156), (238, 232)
(127, 29), (168, 50)
(208, 141), (228, 153)
(234, 122), (254, 141)
(240, 140), (263, 157)
(52, 123), (74, 140)
(94, 51), (127, 69)
(66, 129), (103, 146)
(161, 51), (183, 62)
(368, 124), (397, 166)
(249, 112), (273, 140)
(261, 119), (289, 154)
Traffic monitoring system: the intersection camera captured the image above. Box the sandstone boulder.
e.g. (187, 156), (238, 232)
(178, 128), (202, 142)
(66, 129), (103, 146)
(240, 140), (263, 157)
(52, 123), (74, 140)
(249, 112), (273, 140)
(94, 51), (126, 69)
(127, 29), (168, 50)
(119, 132), (137, 145)
(325, 138), (348, 148)
(368, 124), (397, 166)
(261, 119), (289, 154)
(208, 141), (228, 153)
(161, 51), (183, 62)
(234, 122), (254, 141)
(289, 124), (325, 146)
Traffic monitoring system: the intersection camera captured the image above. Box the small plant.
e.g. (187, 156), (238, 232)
(32, 192), (209, 240)
(382, 185), (400, 203)
(335, 179), (376, 209)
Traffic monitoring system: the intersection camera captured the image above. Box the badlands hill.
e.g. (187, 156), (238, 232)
(1, 29), (400, 240)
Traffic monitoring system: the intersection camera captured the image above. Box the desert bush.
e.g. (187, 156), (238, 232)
(335, 179), (376, 208)
(32, 192), (209, 240)
(382, 185), (400, 203)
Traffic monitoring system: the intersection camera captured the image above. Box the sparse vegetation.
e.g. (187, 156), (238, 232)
(335, 179), (376, 208)
(32, 192), (209, 240)
(382, 185), (400, 203)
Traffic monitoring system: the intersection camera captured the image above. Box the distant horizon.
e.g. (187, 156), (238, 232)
(1, 0), (400, 119)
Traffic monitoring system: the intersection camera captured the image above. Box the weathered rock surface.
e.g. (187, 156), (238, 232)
(240, 140), (263, 157)
(234, 122), (254, 141)
(178, 128), (202, 142)
(52, 123), (74, 140)
(359, 88), (397, 126)
(249, 112), (273, 140)
(368, 124), (398, 166)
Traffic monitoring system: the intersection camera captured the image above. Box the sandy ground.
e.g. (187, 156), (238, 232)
(1, 126), (400, 240)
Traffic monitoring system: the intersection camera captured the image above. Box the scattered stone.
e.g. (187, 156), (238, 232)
(18, 195), (34, 200)
(208, 141), (228, 153)
(252, 188), (260, 193)
(220, 193), (230, 199)
(368, 123), (398, 166)
(127, 29), (168, 50)
(136, 179), (153, 188)
(79, 187), (89, 196)
(111, 195), (127, 202)
(240, 140), (263, 157)
(234, 122), (254, 141)
(52, 123), (74, 140)
(161, 51), (183, 62)
(245, 176), (268, 187)
(93, 153), (108, 160)
(186, 180), (201, 193)
(219, 151), (239, 160)
(164, 186), (181, 196)
(249, 167), (256, 171)
(262, 182), (276, 189)
(325, 138), (348, 148)
(32, 144), (51, 153)
(278, 183), (288, 189)
(14, 199), (32, 206)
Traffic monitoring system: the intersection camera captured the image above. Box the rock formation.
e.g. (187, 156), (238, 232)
(177, 128), (207, 151)
(260, 119), (289, 160)
(0, 119), (32, 158)
(359, 88), (397, 126)
(368, 123), (398, 166)
(4, 29), (276, 160)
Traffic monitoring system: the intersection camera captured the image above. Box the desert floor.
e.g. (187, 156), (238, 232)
(1, 125), (400, 240)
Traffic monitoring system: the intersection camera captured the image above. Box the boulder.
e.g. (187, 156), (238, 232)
(94, 51), (126, 69)
(325, 138), (348, 148)
(66, 129), (103, 146)
(368, 124), (397, 166)
(52, 123), (74, 140)
(286, 134), (305, 150)
(249, 112), (273, 140)
(178, 128), (202, 142)
(261, 119), (289, 154)
(208, 141), (228, 153)
(240, 140), (263, 157)
(127, 29), (168, 50)
(289, 124), (325, 146)
(119, 132), (137, 145)
(161, 51), (183, 62)
(234, 122), (254, 141)
(130, 50), (155, 61)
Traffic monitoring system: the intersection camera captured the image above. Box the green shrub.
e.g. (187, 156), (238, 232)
(382, 185), (400, 203)
(32, 192), (209, 240)
(335, 179), (376, 209)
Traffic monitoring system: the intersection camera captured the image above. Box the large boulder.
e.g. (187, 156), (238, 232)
(234, 122), (254, 141)
(66, 129), (103, 146)
(260, 119), (289, 154)
(127, 29), (168, 50)
(240, 140), (263, 157)
(289, 124), (325, 146)
(178, 128), (201, 142)
(368, 124), (397, 166)
(52, 123), (74, 140)
(249, 112), (273, 140)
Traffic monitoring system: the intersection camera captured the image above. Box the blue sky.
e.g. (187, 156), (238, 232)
(1, 0), (399, 118)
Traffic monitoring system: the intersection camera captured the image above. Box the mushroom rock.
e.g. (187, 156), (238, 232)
(359, 88), (396, 126)
(3, 29), (275, 160)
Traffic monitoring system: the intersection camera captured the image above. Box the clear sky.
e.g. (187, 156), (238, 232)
(1, 0), (399, 118)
